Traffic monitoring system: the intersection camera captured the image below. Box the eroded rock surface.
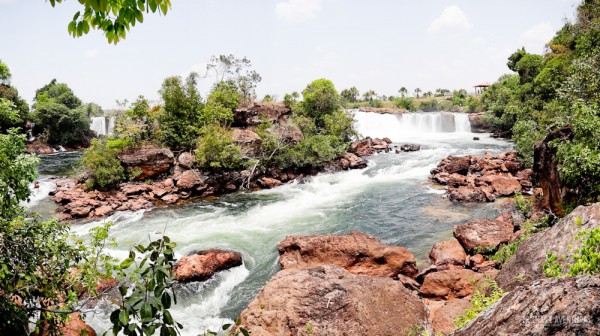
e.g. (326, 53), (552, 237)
(173, 250), (243, 283)
(454, 276), (600, 336)
(239, 265), (427, 336)
(278, 232), (418, 278)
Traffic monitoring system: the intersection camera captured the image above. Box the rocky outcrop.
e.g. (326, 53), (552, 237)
(431, 151), (532, 202)
(173, 250), (242, 283)
(233, 103), (291, 127)
(239, 265), (427, 336)
(349, 137), (391, 157)
(258, 177), (283, 189)
(496, 203), (600, 291)
(340, 152), (368, 170)
(118, 144), (174, 181)
(452, 214), (515, 254)
(468, 112), (495, 133)
(420, 269), (485, 300)
(454, 276), (600, 336)
(533, 126), (575, 216)
(429, 239), (468, 270)
(277, 232), (418, 278)
(25, 140), (55, 155)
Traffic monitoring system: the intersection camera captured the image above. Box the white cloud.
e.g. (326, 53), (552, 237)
(428, 5), (472, 35)
(275, 0), (322, 24)
(84, 49), (99, 58)
(519, 22), (554, 53)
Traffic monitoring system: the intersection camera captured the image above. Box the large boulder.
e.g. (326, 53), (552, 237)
(340, 152), (367, 170)
(420, 269), (485, 300)
(232, 128), (261, 144)
(431, 156), (471, 175)
(496, 203), (600, 291)
(173, 250), (243, 283)
(454, 276), (600, 336)
(429, 239), (468, 270)
(349, 137), (390, 157)
(239, 265), (428, 336)
(453, 217), (514, 254)
(118, 145), (174, 181)
(277, 232), (418, 278)
(233, 104), (291, 127)
(175, 169), (206, 190)
(427, 297), (473, 335)
(468, 112), (495, 133)
(533, 125), (576, 216)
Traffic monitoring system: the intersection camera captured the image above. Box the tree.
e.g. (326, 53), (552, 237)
(301, 79), (342, 121)
(362, 90), (377, 102)
(0, 60), (29, 131)
(205, 55), (262, 106)
(340, 87), (359, 103)
(414, 88), (422, 98)
(158, 73), (204, 150)
(398, 87), (408, 97)
(48, 0), (172, 44)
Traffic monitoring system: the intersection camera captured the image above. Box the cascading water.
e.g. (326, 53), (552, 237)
(33, 112), (511, 335)
(90, 116), (115, 136)
(353, 111), (472, 141)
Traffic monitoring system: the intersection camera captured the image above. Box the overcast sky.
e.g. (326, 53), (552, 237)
(0, 0), (579, 109)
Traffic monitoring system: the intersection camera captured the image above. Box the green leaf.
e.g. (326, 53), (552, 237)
(119, 309), (130, 325)
(141, 303), (153, 323)
(120, 258), (135, 269)
(163, 309), (174, 325)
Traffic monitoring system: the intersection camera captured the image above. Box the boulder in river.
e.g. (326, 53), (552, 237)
(277, 232), (418, 278)
(173, 250), (243, 283)
(33, 312), (96, 336)
(400, 144), (421, 152)
(238, 265), (428, 336)
(453, 216), (514, 254)
(429, 239), (468, 270)
(118, 144), (174, 181)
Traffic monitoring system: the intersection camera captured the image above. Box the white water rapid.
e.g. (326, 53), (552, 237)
(32, 111), (512, 335)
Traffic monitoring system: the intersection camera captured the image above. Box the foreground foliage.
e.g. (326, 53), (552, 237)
(454, 277), (506, 329)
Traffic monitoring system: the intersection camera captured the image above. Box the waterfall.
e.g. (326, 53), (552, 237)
(352, 111), (472, 141)
(90, 117), (115, 136)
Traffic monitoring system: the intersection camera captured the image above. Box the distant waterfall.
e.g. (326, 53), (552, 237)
(90, 117), (115, 136)
(352, 111), (472, 141)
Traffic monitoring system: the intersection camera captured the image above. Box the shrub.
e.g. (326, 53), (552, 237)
(393, 97), (415, 111)
(275, 134), (346, 169)
(418, 99), (439, 112)
(194, 125), (245, 171)
(368, 99), (383, 108)
(454, 277), (505, 329)
(82, 138), (125, 189)
(544, 227), (600, 277)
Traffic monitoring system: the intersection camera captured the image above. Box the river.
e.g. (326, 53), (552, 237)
(28, 111), (511, 335)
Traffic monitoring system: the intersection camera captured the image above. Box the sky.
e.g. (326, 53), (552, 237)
(0, 0), (580, 109)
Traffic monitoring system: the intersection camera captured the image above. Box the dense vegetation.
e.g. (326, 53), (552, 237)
(0, 60), (29, 132)
(32, 79), (95, 147)
(480, 1), (600, 204)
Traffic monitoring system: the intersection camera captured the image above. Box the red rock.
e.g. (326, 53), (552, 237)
(277, 232), (418, 278)
(233, 103), (291, 127)
(420, 269), (485, 300)
(489, 176), (522, 196)
(447, 186), (487, 202)
(68, 204), (92, 218)
(342, 152), (367, 169)
(161, 194), (179, 204)
(453, 218), (514, 254)
(94, 205), (114, 217)
(429, 239), (467, 269)
(258, 177), (283, 189)
(118, 145), (174, 181)
(382, 137), (392, 143)
(163, 178), (174, 188)
(120, 183), (152, 196)
(430, 296), (473, 335)
(232, 128), (262, 144)
(175, 170), (205, 190)
(238, 265), (427, 336)
(173, 250), (243, 282)
(177, 152), (194, 169)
